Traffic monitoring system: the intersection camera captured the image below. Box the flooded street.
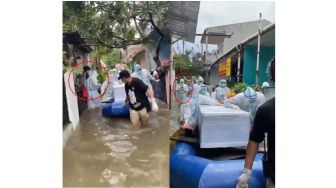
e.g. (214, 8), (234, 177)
(63, 101), (169, 187)
(169, 100), (180, 136)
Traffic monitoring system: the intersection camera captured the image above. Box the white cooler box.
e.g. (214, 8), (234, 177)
(197, 105), (251, 148)
(113, 84), (126, 101)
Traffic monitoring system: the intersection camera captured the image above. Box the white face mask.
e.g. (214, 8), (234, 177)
(220, 82), (226, 88)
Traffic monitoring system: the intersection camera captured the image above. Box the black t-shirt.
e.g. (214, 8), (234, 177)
(249, 97), (275, 183)
(125, 77), (151, 112)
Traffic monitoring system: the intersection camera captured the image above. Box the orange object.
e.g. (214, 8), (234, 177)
(226, 91), (236, 98)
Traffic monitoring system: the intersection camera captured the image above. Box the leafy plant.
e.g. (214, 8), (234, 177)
(174, 50), (203, 76)
(97, 68), (107, 84)
(63, 1), (169, 49)
(232, 82), (248, 93)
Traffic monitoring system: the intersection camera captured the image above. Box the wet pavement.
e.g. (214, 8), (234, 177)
(169, 100), (180, 136)
(63, 100), (169, 187)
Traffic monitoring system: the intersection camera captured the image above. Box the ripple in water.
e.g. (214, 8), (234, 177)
(104, 141), (138, 159)
(102, 168), (127, 185)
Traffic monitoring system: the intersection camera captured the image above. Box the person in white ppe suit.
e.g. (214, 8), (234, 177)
(101, 70), (116, 103)
(181, 83), (224, 132)
(262, 81), (270, 88)
(197, 76), (204, 85)
(214, 79), (231, 103)
(86, 70), (101, 109)
(176, 78), (190, 124)
(131, 64), (156, 89)
(199, 84), (210, 97)
(176, 78), (189, 103)
(226, 87), (265, 119)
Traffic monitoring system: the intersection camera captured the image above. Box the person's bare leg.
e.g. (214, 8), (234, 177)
(139, 108), (149, 127)
(130, 109), (140, 128)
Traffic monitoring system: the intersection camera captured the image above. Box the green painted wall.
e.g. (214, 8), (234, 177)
(243, 45), (275, 85)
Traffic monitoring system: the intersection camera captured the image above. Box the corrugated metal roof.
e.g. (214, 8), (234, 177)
(200, 19), (272, 45)
(210, 23), (275, 68)
(167, 1), (200, 43)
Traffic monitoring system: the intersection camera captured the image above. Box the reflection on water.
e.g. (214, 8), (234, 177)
(63, 101), (169, 187)
(169, 100), (181, 136)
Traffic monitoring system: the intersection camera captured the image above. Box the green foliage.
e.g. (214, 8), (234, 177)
(63, 1), (169, 49)
(232, 82), (248, 93)
(97, 68), (106, 84)
(101, 49), (121, 67)
(174, 50), (203, 76)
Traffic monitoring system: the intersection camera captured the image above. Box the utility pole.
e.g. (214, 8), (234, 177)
(237, 45), (241, 83)
(205, 29), (209, 84)
(256, 12), (262, 88)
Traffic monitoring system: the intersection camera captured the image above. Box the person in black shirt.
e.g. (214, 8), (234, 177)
(118, 70), (159, 127)
(236, 97), (275, 188)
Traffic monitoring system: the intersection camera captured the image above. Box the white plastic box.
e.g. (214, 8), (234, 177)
(197, 105), (251, 148)
(113, 84), (126, 101)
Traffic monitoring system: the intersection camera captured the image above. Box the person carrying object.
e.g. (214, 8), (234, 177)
(131, 64), (157, 89)
(119, 70), (159, 128)
(226, 87), (265, 119)
(100, 70), (116, 103)
(181, 83), (224, 132)
(236, 98), (275, 188)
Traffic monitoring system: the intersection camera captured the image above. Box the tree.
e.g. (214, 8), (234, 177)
(174, 49), (204, 77)
(63, 1), (169, 50)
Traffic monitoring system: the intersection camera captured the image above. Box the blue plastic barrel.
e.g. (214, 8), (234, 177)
(170, 143), (266, 188)
(101, 101), (130, 118)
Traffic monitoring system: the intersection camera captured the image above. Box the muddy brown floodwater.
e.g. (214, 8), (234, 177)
(169, 100), (180, 136)
(63, 101), (169, 187)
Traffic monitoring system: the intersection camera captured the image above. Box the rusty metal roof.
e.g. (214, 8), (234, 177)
(167, 1), (200, 43)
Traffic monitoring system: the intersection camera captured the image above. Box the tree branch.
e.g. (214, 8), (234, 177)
(147, 11), (164, 66)
(147, 11), (163, 36)
(96, 38), (142, 49)
(133, 17), (146, 39)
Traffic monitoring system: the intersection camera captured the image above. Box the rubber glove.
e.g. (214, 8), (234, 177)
(232, 104), (240, 110)
(236, 168), (252, 188)
(150, 98), (159, 112)
(181, 124), (193, 131)
(183, 84), (189, 91)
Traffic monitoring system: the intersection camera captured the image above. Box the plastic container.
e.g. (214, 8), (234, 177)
(113, 84), (126, 101)
(170, 142), (266, 188)
(197, 105), (251, 148)
(101, 101), (130, 118)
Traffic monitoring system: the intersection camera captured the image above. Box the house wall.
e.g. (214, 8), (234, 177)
(217, 20), (271, 55)
(209, 63), (220, 86)
(242, 45), (275, 85)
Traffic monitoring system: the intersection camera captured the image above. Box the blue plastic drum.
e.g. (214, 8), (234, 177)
(101, 101), (130, 118)
(170, 143), (266, 188)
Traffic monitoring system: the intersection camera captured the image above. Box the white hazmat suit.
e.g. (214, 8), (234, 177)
(86, 70), (101, 109)
(176, 78), (189, 103)
(131, 64), (156, 89)
(215, 79), (231, 103)
(226, 87), (265, 119)
(101, 71), (116, 103)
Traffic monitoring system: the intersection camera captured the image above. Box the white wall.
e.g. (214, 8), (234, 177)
(64, 71), (79, 130)
(218, 20), (271, 55)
